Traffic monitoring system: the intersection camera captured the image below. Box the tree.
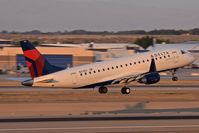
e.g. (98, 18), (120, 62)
(32, 41), (40, 47)
(134, 36), (153, 49)
(134, 36), (170, 49)
(1, 30), (8, 34)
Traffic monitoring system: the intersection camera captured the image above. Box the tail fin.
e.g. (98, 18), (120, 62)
(20, 40), (64, 79)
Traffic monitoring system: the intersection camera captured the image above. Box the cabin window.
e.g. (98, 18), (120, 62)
(98, 70), (100, 72)
(168, 55), (170, 58)
(120, 65), (123, 68)
(125, 64), (128, 66)
(147, 59), (149, 62)
(138, 61), (141, 64)
(134, 62), (136, 65)
(103, 69), (105, 71)
(143, 60), (145, 63)
(80, 73), (83, 76)
(164, 56), (166, 58)
(160, 57), (162, 59)
(93, 71), (96, 73)
(116, 66), (119, 68)
(130, 63), (132, 65)
(112, 67), (114, 69)
(85, 73), (87, 75)
(107, 68), (110, 70)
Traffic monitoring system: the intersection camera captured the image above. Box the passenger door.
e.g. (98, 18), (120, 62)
(71, 73), (77, 85)
(172, 51), (179, 63)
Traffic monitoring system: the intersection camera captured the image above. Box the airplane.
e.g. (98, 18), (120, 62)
(20, 40), (195, 94)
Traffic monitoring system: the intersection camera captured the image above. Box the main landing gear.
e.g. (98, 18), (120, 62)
(121, 86), (131, 94)
(171, 69), (178, 81)
(98, 86), (108, 94)
(98, 86), (131, 94)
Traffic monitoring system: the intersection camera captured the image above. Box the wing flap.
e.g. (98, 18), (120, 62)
(112, 73), (144, 85)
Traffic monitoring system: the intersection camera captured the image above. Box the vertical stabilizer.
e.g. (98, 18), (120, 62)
(20, 40), (64, 79)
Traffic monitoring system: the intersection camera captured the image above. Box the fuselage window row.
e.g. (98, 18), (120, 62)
(79, 55), (171, 76)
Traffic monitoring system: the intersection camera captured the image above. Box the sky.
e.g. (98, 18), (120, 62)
(0, 0), (199, 32)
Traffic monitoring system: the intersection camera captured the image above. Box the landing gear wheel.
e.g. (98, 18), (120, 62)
(98, 86), (108, 94)
(121, 87), (131, 94)
(172, 76), (178, 81)
(171, 69), (178, 81)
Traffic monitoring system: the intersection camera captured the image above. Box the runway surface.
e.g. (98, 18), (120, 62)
(0, 117), (199, 133)
(0, 85), (199, 92)
(0, 74), (199, 133)
(0, 86), (198, 117)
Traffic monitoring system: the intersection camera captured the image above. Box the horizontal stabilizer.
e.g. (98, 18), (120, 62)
(36, 78), (57, 83)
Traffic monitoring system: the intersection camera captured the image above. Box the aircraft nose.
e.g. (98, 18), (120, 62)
(22, 79), (33, 87)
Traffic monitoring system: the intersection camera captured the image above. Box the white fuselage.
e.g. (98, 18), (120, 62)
(32, 49), (194, 88)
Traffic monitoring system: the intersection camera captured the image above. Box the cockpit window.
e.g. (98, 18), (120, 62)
(181, 50), (186, 54)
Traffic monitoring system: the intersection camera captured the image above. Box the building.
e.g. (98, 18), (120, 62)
(0, 42), (142, 73)
(86, 43), (142, 61)
(0, 46), (94, 73)
(41, 43), (143, 61)
(0, 39), (15, 47)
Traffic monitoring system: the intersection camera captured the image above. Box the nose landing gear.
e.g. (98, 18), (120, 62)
(172, 76), (178, 81)
(171, 69), (178, 81)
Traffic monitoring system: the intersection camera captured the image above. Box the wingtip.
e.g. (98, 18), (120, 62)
(149, 58), (157, 72)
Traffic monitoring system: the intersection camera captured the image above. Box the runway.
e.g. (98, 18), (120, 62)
(0, 86), (198, 117)
(0, 76), (199, 133)
(0, 117), (199, 133)
(0, 85), (199, 92)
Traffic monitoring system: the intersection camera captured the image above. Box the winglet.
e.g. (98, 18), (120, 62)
(149, 58), (157, 72)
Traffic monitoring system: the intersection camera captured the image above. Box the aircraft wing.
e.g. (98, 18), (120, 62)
(7, 77), (57, 84)
(6, 77), (31, 82)
(112, 58), (158, 85)
(111, 72), (146, 85)
(36, 78), (58, 83)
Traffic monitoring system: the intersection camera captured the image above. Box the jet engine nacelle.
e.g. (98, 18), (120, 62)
(138, 72), (160, 84)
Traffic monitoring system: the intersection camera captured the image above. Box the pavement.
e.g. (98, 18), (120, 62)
(0, 118), (199, 133)
(0, 85), (198, 117)
(0, 72), (199, 132)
